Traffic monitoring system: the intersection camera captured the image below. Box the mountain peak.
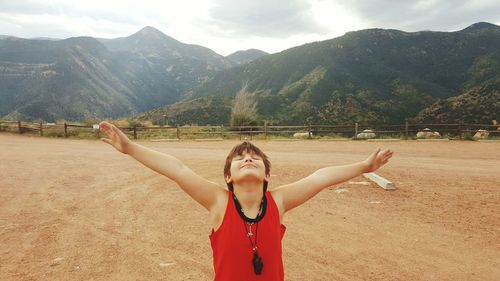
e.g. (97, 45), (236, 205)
(128, 26), (180, 46)
(460, 22), (499, 33)
(137, 26), (164, 36)
(226, 49), (269, 65)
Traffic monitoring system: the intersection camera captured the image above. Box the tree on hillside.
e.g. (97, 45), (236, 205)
(230, 82), (258, 126)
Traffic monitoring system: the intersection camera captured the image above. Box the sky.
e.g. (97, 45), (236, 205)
(0, 0), (499, 56)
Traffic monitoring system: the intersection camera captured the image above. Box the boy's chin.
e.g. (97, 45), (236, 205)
(235, 174), (265, 183)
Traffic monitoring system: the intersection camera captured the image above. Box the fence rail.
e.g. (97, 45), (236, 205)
(1, 120), (499, 140)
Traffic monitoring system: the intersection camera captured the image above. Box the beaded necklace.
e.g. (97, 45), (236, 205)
(232, 193), (267, 275)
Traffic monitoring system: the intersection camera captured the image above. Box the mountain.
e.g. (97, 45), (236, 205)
(459, 22), (499, 33)
(1, 23), (499, 124)
(226, 49), (269, 65)
(414, 52), (500, 124)
(0, 36), (137, 121)
(184, 22), (500, 125)
(100, 27), (232, 95)
(135, 96), (233, 126)
(0, 27), (233, 121)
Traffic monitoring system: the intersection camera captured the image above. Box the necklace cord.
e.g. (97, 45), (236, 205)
(233, 193), (265, 275)
(232, 193), (267, 223)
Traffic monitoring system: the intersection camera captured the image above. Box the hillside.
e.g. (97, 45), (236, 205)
(185, 22), (500, 125)
(414, 52), (500, 123)
(0, 27), (234, 121)
(226, 49), (269, 65)
(1, 23), (499, 124)
(0, 36), (137, 121)
(135, 96), (233, 126)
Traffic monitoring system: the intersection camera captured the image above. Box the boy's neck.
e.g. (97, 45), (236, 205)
(233, 182), (264, 214)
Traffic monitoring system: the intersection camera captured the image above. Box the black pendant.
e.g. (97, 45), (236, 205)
(252, 251), (264, 275)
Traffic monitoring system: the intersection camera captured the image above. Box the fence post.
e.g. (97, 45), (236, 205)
(264, 122), (268, 140)
(64, 122), (68, 138)
(355, 122), (358, 138)
(133, 125), (137, 140)
(405, 120), (408, 139)
(239, 127), (242, 141)
(458, 122), (463, 140)
(176, 125), (180, 140)
(308, 123), (312, 139)
(39, 122), (43, 136)
(18, 121), (22, 134)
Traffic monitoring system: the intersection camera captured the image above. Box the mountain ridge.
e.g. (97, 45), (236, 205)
(1, 27), (247, 121)
(226, 49), (269, 65)
(179, 22), (499, 125)
(1, 22), (499, 124)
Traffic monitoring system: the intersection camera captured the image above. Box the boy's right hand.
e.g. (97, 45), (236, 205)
(99, 121), (132, 154)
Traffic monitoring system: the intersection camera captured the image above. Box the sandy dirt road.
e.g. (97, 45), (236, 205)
(0, 133), (499, 281)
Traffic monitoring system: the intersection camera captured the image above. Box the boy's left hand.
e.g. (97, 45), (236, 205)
(363, 148), (394, 173)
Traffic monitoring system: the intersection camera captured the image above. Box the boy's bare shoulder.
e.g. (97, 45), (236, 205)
(269, 187), (284, 204)
(211, 188), (229, 225)
(214, 186), (229, 206)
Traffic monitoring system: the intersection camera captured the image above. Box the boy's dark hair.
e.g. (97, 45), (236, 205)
(224, 142), (271, 192)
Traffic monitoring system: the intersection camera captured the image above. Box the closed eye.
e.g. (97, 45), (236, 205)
(233, 155), (262, 161)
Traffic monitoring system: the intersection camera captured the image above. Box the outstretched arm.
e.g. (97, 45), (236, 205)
(272, 148), (393, 213)
(99, 121), (224, 210)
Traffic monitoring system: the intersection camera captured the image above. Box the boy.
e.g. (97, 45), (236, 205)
(99, 121), (393, 281)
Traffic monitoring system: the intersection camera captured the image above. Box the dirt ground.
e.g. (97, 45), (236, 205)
(0, 133), (499, 281)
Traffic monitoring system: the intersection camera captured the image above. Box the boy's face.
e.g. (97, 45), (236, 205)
(225, 151), (270, 186)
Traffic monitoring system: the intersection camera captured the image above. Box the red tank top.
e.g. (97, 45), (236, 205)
(210, 191), (286, 281)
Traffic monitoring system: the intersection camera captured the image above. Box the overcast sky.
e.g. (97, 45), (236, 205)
(1, 0), (499, 56)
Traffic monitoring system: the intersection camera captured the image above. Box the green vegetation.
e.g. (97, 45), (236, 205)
(188, 23), (500, 125)
(230, 82), (258, 126)
(135, 96), (232, 126)
(1, 23), (499, 126)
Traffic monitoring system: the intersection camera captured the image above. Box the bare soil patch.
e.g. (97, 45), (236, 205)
(1, 134), (499, 280)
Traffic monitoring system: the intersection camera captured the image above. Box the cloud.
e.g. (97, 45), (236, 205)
(204, 0), (328, 38)
(0, 0), (499, 55)
(0, 0), (58, 15)
(341, 0), (500, 31)
(0, 0), (151, 27)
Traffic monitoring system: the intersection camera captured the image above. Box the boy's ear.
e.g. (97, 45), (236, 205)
(264, 174), (270, 182)
(225, 174), (232, 184)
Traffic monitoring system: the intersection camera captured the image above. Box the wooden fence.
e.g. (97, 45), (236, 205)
(0, 120), (498, 140)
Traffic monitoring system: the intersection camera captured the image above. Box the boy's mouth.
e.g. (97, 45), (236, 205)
(240, 163), (257, 169)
